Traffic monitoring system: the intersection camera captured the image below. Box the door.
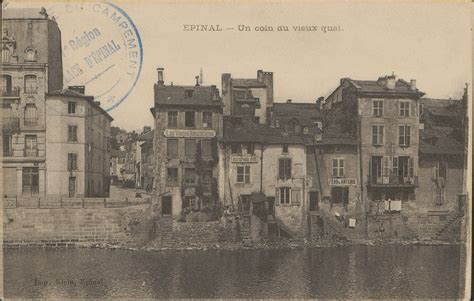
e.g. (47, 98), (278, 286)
(309, 191), (319, 211)
(68, 177), (76, 197)
(267, 197), (275, 216)
(162, 196), (172, 215)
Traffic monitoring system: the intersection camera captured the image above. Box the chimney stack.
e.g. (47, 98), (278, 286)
(157, 67), (164, 85)
(287, 99), (292, 103)
(195, 76), (200, 87)
(386, 74), (396, 90)
(409, 79), (417, 91)
(316, 96), (324, 110)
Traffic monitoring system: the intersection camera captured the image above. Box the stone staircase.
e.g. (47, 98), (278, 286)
(157, 216), (174, 247)
(240, 215), (252, 246)
(433, 211), (464, 241)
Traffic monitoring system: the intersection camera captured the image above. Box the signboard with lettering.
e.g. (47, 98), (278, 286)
(164, 129), (216, 138)
(231, 155), (258, 163)
(329, 178), (357, 186)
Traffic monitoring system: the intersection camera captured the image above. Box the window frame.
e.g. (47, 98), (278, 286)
(236, 165), (251, 184)
(67, 125), (78, 142)
(398, 124), (411, 147)
(68, 153), (78, 171)
(399, 100), (410, 117)
(184, 167), (196, 185)
(166, 138), (179, 158)
(332, 158), (344, 178)
(279, 187), (291, 205)
(279, 157), (292, 180)
(372, 124), (384, 146)
(166, 167), (178, 185)
(68, 101), (77, 114)
(24, 74), (38, 94)
(202, 111), (213, 129)
(167, 111), (178, 128)
(372, 99), (384, 117)
(184, 111), (195, 128)
(184, 138), (197, 159)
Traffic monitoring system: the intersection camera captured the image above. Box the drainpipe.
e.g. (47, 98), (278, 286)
(358, 110), (367, 238)
(260, 142), (264, 193)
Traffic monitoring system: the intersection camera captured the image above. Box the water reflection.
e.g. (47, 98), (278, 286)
(4, 245), (462, 299)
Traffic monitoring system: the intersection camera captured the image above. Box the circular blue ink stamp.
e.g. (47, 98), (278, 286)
(46, 2), (143, 112)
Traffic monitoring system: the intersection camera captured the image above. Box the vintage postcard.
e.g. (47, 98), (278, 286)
(0, 0), (471, 299)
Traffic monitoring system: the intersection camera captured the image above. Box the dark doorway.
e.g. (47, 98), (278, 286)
(162, 196), (172, 215)
(309, 191), (319, 211)
(68, 176), (76, 197)
(267, 197), (275, 216)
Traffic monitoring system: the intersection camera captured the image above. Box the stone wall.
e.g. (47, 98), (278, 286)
(3, 203), (152, 248)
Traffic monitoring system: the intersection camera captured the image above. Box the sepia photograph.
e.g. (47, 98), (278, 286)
(0, 0), (471, 299)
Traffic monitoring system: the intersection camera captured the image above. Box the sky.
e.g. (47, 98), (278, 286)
(9, 1), (472, 132)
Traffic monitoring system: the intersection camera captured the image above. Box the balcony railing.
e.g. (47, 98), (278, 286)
(1, 87), (20, 98)
(24, 148), (38, 157)
(24, 117), (38, 126)
(368, 174), (418, 187)
(1, 117), (20, 131)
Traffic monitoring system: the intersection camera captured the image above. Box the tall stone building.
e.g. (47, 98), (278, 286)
(45, 86), (113, 197)
(221, 70), (273, 124)
(152, 68), (223, 218)
(1, 8), (63, 197)
(323, 75), (425, 213)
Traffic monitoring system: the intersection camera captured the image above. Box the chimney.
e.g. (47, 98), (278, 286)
(386, 74), (396, 90)
(409, 79), (417, 91)
(286, 99), (292, 103)
(157, 67), (164, 85)
(68, 86), (85, 94)
(316, 96), (324, 110)
(195, 76), (200, 87)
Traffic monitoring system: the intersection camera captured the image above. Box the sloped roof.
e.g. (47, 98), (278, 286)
(138, 130), (154, 141)
(223, 119), (305, 144)
(272, 102), (322, 119)
(47, 88), (113, 121)
(343, 77), (424, 97)
(154, 84), (223, 107)
(232, 78), (266, 88)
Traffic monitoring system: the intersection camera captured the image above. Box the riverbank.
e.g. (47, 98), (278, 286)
(73, 237), (463, 252)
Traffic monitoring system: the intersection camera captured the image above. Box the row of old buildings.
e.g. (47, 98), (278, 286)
(151, 68), (468, 237)
(1, 8), (112, 198)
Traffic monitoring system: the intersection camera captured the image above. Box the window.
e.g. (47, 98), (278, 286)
(372, 124), (384, 146)
(1, 75), (12, 93)
(434, 161), (447, 180)
(246, 143), (254, 155)
(399, 125), (411, 146)
(68, 125), (78, 142)
(237, 166), (250, 183)
(25, 48), (36, 61)
(24, 104), (37, 125)
(167, 111), (178, 128)
(278, 187), (291, 204)
(167, 167), (178, 184)
(202, 111), (212, 128)
(399, 101), (410, 117)
(201, 139), (212, 157)
(24, 75), (37, 94)
(372, 99), (384, 116)
(185, 90), (194, 98)
(282, 144), (289, 154)
(231, 143), (242, 155)
(3, 134), (12, 157)
(68, 153), (78, 170)
(167, 139), (178, 158)
(279, 158), (292, 180)
(68, 101), (77, 114)
(185, 111), (195, 128)
(22, 167), (39, 196)
(184, 168), (196, 184)
(25, 135), (37, 157)
(303, 126), (309, 134)
(255, 117), (260, 123)
(331, 187), (349, 205)
(332, 158), (344, 178)
(185, 139), (196, 158)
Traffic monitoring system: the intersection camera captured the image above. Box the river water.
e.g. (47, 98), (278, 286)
(4, 245), (464, 299)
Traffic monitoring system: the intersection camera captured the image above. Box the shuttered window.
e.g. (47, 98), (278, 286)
(279, 158), (291, 180)
(167, 139), (178, 158)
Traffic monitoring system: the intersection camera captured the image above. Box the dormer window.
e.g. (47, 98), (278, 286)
(185, 90), (194, 98)
(25, 48), (37, 62)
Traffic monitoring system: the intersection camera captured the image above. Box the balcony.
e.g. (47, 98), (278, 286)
(24, 117), (38, 126)
(1, 87), (20, 98)
(1, 117), (20, 131)
(368, 174), (418, 187)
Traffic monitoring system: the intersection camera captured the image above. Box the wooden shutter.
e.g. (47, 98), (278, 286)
(291, 187), (301, 205)
(275, 188), (280, 204)
(279, 159), (285, 179)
